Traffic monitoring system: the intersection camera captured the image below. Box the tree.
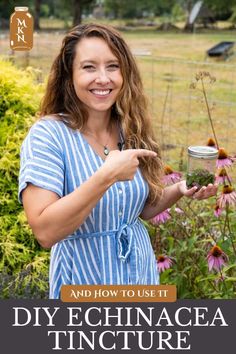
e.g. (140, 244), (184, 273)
(72, 0), (96, 26)
(229, 5), (236, 27)
(183, 0), (236, 31)
(204, 0), (236, 20)
(34, 0), (41, 30)
(103, 0), (121, 19)
(104, 0), (178, 19)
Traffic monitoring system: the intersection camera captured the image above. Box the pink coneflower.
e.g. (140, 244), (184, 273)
(157, 255), (173, 273)
(217, 185), (236, 208)
(162, 165), (182, 185)
(215, 168), (231, 184)
(151, 209), (171, 225)
(174, 207), (184, 214)
(207, 138), (216, 148)
(216, 148), (234, 168)
(214, 205), (223, 217)
(207, 245), (228, 272)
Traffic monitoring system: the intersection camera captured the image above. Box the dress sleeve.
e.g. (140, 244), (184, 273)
(18, 120), (64, 203)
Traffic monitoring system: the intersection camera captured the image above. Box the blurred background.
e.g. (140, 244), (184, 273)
(1, 0), (236, 166)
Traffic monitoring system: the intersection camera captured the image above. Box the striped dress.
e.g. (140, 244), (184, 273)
(19, 118), (159, 299)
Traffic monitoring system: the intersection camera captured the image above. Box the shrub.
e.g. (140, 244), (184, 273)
(0, 58), (49, 298)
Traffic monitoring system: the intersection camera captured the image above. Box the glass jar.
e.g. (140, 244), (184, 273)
(186, 146), (218, 189)
(10, 7), (34, 51)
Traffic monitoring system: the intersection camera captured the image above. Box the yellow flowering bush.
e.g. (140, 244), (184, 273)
(0, 58), (49, 298)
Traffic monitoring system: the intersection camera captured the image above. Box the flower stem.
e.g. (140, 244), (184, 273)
(154, 228), (162, 256)
(160, 85), (170, 155)
(201, 78), (219, 150)
(226, 205), (236, 257)
(219, 268), (228, 293)
(223, 212), (227, 238)
(200, 76), (232, 186)
(226, 174), (232, 186)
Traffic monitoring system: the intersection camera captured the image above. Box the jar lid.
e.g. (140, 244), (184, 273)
(188, 146), (218, 159)
(14, 7), (28, 11)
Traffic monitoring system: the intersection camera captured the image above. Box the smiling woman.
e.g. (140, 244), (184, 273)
(18, 23), (217, 299)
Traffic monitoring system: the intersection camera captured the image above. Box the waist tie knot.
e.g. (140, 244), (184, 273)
(116, 223), (134, 261)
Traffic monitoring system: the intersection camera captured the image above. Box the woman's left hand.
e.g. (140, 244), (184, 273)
(178, 180), (218, 200)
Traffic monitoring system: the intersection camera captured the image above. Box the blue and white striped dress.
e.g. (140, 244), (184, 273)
(19, 118), (159, 299)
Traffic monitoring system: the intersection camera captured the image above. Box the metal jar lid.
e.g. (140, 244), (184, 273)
(14, 7), (29, 11)
(188, 146), (218, 159)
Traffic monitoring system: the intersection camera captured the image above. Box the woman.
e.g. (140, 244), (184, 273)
(19, 23), (217, 299)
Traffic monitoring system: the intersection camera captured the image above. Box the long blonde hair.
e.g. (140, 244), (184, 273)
(40, 23), (163, 204)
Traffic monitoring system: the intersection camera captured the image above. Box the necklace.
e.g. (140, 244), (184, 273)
(100, 138), (110, 156)
(83, 126), (112, 156)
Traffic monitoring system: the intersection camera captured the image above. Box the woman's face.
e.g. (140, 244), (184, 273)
(72, 37), (123, 117)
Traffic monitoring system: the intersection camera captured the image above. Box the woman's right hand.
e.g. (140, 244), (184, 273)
(101, 149), (157, 182)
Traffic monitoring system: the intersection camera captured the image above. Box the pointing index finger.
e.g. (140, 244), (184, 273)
(134, 149), (157, 158)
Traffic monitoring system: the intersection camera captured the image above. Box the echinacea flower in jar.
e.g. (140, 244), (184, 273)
(186, 146), (217, 189)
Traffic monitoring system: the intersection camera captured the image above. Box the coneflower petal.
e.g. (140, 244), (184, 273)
(207, 245), (228, 272)
(208, 256), (214, 271)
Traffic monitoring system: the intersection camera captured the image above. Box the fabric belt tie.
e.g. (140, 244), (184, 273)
(64, 219), (139, 243)
(116, 223), (134, 261)
(63, 220), (140, 283)
(64, 219), (138, 263)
